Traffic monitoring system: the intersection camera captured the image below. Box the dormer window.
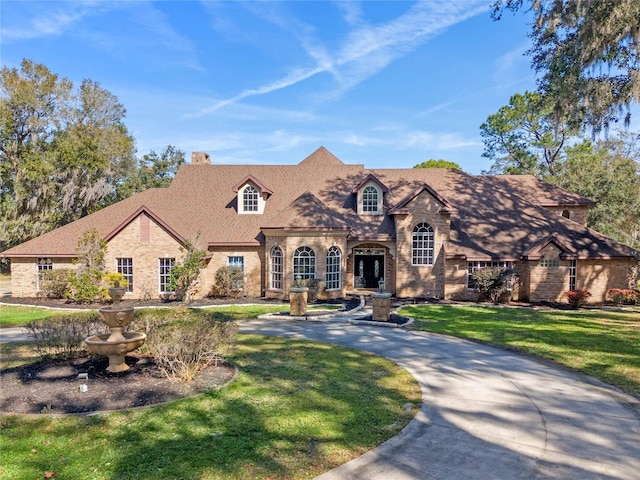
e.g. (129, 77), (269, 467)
(243, 185), (259, 212)
(353, 174), (387, 215)
(233, 175), (273, 215)
(363, 186), (379, 213)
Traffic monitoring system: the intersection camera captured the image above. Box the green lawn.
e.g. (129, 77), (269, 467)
(0, 305), (71, 327)
(401, 304), (640, 398)
(0, 335), (420, 480)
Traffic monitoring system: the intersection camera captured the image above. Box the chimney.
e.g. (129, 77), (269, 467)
(191, 152), (211, 165)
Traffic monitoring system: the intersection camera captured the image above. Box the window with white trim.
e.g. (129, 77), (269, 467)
(242, 185), (258, 212)
(362, 186), (379, 213)
(569, 260), (577, 291)
(270, 247), (283, 290)
(293, 246), (315, 280)
(228, 256), (244, 288)
(467, 261), (513, 289)
(326, 246), (341, 290)
(36, 258), (53, 292)
(159, 258), (175, 293)
(412, 223), (434, 265)
(116, 258), (134, 292)
(540, 259), (561, 268)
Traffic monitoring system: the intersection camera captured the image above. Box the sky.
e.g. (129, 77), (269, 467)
(1, 0), (542, 174)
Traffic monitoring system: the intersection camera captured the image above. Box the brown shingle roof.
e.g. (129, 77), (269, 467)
(2, 147), (636, 261)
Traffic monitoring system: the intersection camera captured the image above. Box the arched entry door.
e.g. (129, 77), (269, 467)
(353, 248), (385, 288)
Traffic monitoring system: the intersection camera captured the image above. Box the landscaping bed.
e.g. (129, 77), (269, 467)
(0, 354), (236, 415)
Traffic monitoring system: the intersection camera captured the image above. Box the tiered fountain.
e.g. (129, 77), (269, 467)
(84, 282), (146, 373)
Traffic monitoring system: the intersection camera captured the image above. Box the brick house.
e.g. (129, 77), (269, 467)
(2, 147), (637, 303)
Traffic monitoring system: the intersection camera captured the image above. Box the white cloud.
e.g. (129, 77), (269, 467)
(193, 0), (490, 115)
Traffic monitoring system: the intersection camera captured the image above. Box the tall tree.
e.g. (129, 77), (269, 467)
(552, 135), (640, 249)
(413, 159), (462, 170)
(113, 145), (185, 202)
(492, 0), (640, 132)
(480, 91), (572, 176)
(0, 59), (135, 251)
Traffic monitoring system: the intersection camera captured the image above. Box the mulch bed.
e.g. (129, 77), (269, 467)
(0, 355), (236, 415)
(356, 314), (412, 326)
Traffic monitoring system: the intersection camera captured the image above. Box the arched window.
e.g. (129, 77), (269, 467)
(326, 246), (341, 290)
(293, 246), (316, 280)
(412, 223), (434, 265)
(562, 209), (570, 219)
(270, 246), (283, 290)
(243, 185), (258, 212)
(363, 185), (379, 212)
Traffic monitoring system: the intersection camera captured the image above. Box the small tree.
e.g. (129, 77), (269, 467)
(68, 228), (106, 303)
(169, 240), (206, 303)
(472, 267), (518, 304)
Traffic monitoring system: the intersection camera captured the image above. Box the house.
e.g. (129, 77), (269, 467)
(2, 147), (637, 303)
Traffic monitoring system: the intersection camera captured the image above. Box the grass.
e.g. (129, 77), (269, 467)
(401, 304), (640, 398)
(0, 335), (420, 480)
(0, 306), (71, 327)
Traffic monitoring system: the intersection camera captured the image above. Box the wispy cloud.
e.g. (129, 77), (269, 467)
(192, 0), (489, 117)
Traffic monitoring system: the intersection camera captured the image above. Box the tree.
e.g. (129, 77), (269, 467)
(552, 135), (640, 249)
(169, 239), (206, 303)
(0, 59), (135, 253)
(413, 159), (462, 170)
(114, 145), (185, 201)
(492, 0), (640, 132)
(480, 91), (572, 176)
(68, 228), (107, 303)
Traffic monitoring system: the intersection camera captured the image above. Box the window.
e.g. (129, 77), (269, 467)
(412, 223), (434, 265)
(569, 260), (577, 291)
(270, 247), (283, 290)
(159, 258), (175, 293)
(116, 258), (133, 292)
(467, 261), (513, 289)
(293, 246), (315, 280)
(326, 247), (341, 290)
(562, 209), (571, 219)
(243, 185), (258, 212)
(540, 259), (561, 268)
(228, 256), (244, 288)
(362, 186), (379, 213)
(36, 258), (52, 292)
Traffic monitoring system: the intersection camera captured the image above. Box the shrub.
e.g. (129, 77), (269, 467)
(68, 270), (103, 303)
(472, 267), (518, 304)
(564, 289), (591, 309)
(209, 266), (244, 298)
(144, 309), (237, 382)
(169, 240), (206, 303)
(606, 288), (640, 305)
(37, 269), (72, 299)
(25, 312), (106, 359)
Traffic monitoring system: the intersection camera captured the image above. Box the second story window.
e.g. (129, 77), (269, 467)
(363, 186), (379, 213)
(243, 185), (258, 212)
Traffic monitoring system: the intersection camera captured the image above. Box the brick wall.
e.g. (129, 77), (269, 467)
(578, 258), (634, 303)
(544, 206), (589, 226)
(10, 257), (76, 297)
(105, 213), (186, 299)
(393, 190), (451, 298)
(206, 246), (263, 298)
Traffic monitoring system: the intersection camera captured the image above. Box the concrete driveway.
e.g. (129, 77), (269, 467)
(238, 318), (640, 480)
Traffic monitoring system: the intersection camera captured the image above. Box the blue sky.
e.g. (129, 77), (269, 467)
(2, 0), (540, 173)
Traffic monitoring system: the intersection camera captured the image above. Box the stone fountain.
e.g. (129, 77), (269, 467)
(84, 283), (146, 373)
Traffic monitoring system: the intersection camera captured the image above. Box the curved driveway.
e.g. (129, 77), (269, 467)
(238, 318), (640, 480)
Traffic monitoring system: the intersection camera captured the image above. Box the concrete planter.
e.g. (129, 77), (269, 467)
(289, 287), (309, 316)
(372, 291), (392, 321)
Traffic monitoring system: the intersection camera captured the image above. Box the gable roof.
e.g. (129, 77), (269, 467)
(2, 147), (636, 262)
(232, 174), (274, 195)
(351, 173), (389, 194)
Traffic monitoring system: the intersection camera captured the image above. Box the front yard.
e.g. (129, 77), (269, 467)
(401, 304), (640, 398)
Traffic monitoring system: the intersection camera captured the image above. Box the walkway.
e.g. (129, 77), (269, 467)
(238, 317), (640, 480)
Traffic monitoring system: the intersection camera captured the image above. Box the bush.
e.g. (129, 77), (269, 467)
(209, 266), (244, 298)
(144, 309), (237, 382)
(291, 278), (326, 303)
(25, 312), (106, 359)
(68, 270), (103, 303)
(564, 289), (592, 309)
(472, 267), (517, 304)
(606, 288), (640, 305)
(38, 269), (72, 299)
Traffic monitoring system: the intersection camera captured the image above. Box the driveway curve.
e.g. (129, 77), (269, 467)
(238, 318), (640, 480)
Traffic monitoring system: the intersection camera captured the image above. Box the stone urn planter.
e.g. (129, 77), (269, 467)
(289, 287), (309, 316)
(372, 291), (392, 321)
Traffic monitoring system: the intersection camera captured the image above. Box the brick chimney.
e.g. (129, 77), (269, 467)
(191, 152), (211, 164)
